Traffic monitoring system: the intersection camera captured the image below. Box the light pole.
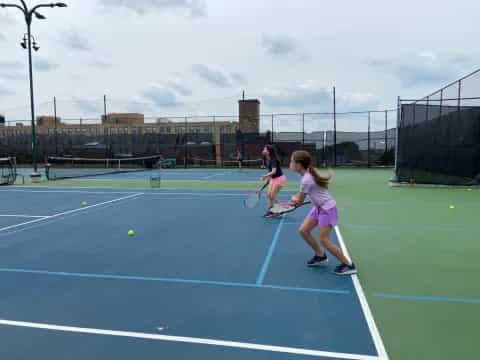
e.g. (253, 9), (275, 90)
(0, 1), (67, 179)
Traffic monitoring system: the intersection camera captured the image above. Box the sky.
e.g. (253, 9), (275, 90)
(1, 0), (479, 131)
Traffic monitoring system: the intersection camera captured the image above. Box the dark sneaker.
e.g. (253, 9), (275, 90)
(307, 254), (328, 267)
(334, 262), (357, 275)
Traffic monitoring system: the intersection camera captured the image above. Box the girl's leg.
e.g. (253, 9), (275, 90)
(267, 185), (274, 209)
(299, 218), (325, 257)
(270, 184), (282, 204)
(319, 225), (351, 264)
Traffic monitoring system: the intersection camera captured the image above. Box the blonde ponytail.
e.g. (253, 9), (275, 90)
(292, 150), (332, 188)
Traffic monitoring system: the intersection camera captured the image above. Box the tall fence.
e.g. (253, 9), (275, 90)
(0, 103), (397, 168)
(395, 68), (480, 185)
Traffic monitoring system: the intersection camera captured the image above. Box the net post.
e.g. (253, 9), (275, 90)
(271, 114), (274, 144)
(439, 89), (443, 117)
(184, 116), (188, 169)
(302, 113), (305, 148)
(457, 80), (462, 123)
(53, 96), (58, 155)
(394, 96), (401, 176)
(384, 110), (388, 155)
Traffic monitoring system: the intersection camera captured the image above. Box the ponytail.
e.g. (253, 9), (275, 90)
(308, 165), (332, 188)
(292, 150), (332, 188)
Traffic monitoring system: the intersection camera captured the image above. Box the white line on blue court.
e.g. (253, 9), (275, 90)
(335, 226), (389, 360)
(0, 196), (142, 239)
(0, 214), (49, 218)
(256, 215), (286, 285)
(0, 193), (143, 233)
(0, 189), (139, 194)
(0, 268), (350, 295)
(202, 173), (226, 179)
(0, 319), (379, 360)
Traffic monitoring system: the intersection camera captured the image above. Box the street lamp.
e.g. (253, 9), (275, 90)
(0, 1), (67, 180)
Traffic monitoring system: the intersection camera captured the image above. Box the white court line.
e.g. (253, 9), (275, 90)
(0, 193), (142, 233)
(0, 319), (379, 360)
(3, 186), (298, 195)
(334, 226), (389, 360)
(202, 173), (226, 179)
(0, 189), (249, 197)
(0, 189), (139, 194)
(0, 214), (49, 218)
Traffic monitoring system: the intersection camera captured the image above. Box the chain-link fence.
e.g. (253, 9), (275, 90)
(395, 68), (480, 185)
(1, 97), (396, 168)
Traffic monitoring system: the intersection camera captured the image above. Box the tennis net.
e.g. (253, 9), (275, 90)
(45, 155), (163, 180)
(0, 157), (17, 185)
(191, 157), (264, 168)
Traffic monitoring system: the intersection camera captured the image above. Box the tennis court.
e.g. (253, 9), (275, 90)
(0, 186), (386, 360)
(1, 168), (479, 360)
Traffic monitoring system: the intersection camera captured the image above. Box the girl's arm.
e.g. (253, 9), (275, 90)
(262, 167), (276, 180)
(291, 192), (306, 204)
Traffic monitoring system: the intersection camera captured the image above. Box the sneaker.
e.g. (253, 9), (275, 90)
(307, 254), (328, 267)
(334, 262), (357, 275)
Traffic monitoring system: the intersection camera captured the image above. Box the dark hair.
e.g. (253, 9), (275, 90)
(291, 150), (331, 188)
(265, 145), (280, 164)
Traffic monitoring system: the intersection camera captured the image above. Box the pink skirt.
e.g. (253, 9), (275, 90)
(270, 175), (286, 186)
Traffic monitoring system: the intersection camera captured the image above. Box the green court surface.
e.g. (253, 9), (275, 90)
(10, 168), (480, 359)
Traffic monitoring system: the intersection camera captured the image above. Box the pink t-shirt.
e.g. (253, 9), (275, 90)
(300, 172), (336, 210)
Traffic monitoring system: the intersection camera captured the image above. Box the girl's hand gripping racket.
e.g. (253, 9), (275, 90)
(244, 181), (269, 208)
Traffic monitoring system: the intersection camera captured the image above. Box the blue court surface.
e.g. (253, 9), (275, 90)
(0, 188), (387, 359)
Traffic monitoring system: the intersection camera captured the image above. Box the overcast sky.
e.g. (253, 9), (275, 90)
(1, 0), (479, 130)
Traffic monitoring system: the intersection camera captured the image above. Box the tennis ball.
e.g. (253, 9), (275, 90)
(467, 188), (473, 192)
(81, 201), (88, 206)
(128, 229), (135, 236)
(449, 205), (455, 209)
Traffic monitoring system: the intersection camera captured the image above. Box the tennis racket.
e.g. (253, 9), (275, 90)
(270, 201), (311, 215)
(244, 181), (269, 208)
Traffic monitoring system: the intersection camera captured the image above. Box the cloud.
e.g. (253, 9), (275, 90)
(0, 87), (15, 97)
(368, 52), (475, 88)
(0, 60), (22, 69)
(62, 30), (92, 52)
(0, 72), (24, 81)
(98, 0), (206, 17)
(89, 60), (115, 69)
(73, 99), (104, 116)
(140, 84), (180, 107)
(0, 33), (6, 42)
(34, 58), (59, 72)
(0, 61), (24, 80)
(231, 72), (247, 85)
(168, 81), (193, 96)
(189, 0), (206, 17)
(262, 82), (332, 108)
(261, 33), (308, 61)
(192, 64), (230, 87)
(0, 13), (14, 26)
(261, 81), (378, 111)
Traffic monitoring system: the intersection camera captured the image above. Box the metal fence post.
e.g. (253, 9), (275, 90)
(367, 111), (371, 167)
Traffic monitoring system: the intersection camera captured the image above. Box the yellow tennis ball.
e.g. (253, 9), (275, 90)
(128, 230), (135, 236)
(449, 205), (455, 209)
(81, 201), (88, 206)
(467, 188), (472, 192)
